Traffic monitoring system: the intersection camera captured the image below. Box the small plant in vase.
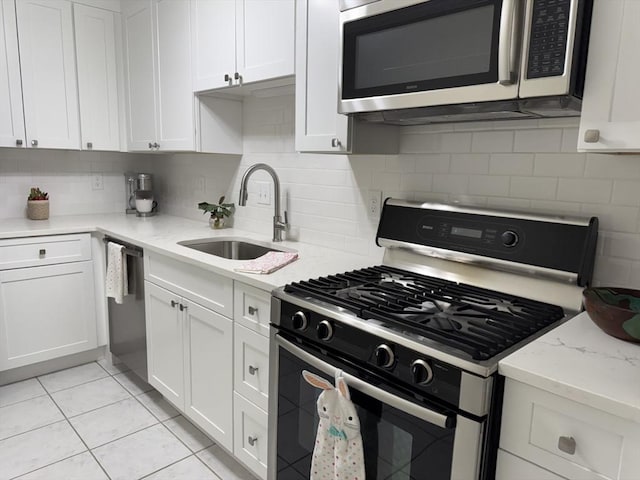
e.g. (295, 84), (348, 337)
(27, 187), (49, 220)
(198, 196), (235, 229)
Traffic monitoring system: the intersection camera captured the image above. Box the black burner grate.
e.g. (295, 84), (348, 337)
(284, 265), (564, 360)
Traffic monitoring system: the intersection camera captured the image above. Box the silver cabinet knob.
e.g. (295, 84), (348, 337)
(247, 436), (257, 446)
(558, 436), (576, 455)
(153, 142), (160, 150)
(248, 365), (258, 375)
(584, 129), (600, 143)
(39, 249), (46, 257)
(31, 139), (38, 147)
(248, 306), (258, 315)
(224, 73), (230, 82)
(179, 303), (187, 312)
(171, 300), (178, 308)
(87, 142), (93, 149)
(148, 142), (153, 149)
(234, 72), (242, 83)
(331, 137), (341, 148)
(16, 139), (23, 146)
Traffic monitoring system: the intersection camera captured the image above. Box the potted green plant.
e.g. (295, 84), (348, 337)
(27, 187), (49, 220)
(198, 196), (235, 229)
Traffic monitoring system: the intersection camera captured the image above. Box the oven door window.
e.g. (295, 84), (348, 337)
(276, 347), (455, 480)
(342, 0), (502, 99)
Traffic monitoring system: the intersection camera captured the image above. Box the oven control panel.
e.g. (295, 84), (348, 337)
(278, 302), (463, 408)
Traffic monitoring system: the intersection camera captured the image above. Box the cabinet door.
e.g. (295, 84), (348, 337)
(123, 0), (156, 151)
(145, 281), (184, 409)
(236, 0), (294, 84)
(0, 0), (25, 149)
(154, 0), (195, 151)
(16, 0), (80, 150)
(578, 0), (640, 152)
(183, 298), (233, 452)
(0, 261), (97, 371)
(233, 392), (268, 480)
(74, 3), (120, 152)
(191, 0), (236, 91)
(295, 0), (350, 153)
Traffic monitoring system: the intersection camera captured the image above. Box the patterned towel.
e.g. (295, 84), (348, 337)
(105, 242), (128, 304)
(234, 251), (298, 274)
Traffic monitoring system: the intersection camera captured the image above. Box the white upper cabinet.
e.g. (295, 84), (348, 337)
(294, 0), (399, 154)
(74, 3), (121, 151)
(191, 0), (294, 92)
(578, 0), (640, 152)
(295, 0), (349, 153)
(16, 0), (80, 150)
(0, 0), (25, 149)
(122, 0), (157, 151)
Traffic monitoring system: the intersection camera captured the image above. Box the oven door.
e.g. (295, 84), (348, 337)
(339, 0), (521, 114)
(268, 332), (485, 480)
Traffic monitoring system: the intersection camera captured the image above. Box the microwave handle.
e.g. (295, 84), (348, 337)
(275, 333), (454, 429)
(498, 0), (518, 85)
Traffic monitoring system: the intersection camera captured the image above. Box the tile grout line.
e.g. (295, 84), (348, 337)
(36, 376), (114, 480)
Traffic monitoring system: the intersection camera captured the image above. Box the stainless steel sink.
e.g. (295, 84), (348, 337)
(177, 237), (295, 260)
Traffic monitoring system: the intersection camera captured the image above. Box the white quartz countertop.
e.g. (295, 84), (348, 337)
(499, 311), (640, 422)
(0, 214), (381, 292)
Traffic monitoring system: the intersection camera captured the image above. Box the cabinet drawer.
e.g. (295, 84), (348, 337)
(234, 322), (269, 411)
(233, 392), (268, 480)
(500, 379), (640, 480)
(496, 450), (567, 480)
(145, 252), (233, 317)
(0, 234), (91, 270)
(233, 282), (271, 337)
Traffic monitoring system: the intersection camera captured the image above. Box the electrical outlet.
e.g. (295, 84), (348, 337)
(257, 181), (271, 205)
(92, 173), (104, 190)
(368, 190), (382, 218)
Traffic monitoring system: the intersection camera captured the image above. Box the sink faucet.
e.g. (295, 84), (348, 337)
(238, 163), (288, 242)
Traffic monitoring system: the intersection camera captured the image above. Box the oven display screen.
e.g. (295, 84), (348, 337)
(451, 226), (483, 239)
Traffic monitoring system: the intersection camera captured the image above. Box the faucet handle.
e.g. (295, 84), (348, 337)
(284, 210), (289, 228)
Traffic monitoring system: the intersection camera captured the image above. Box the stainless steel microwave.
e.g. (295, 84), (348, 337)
(339, 0), (593, 124)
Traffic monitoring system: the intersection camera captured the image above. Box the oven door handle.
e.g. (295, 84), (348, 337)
(275, 334), (454, 429)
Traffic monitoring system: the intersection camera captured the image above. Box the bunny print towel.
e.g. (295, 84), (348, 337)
(303, 370), (366, 480)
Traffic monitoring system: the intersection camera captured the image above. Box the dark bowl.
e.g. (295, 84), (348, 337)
(583, 287), (640, 343)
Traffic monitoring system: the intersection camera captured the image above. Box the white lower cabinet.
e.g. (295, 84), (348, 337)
(498, 378), (640, 480)
(0, 234), (97, 371)
(145, 280), (233, 451)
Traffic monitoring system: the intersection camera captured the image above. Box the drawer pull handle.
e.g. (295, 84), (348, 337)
(171, 300), (178, 308)
(584, 129), (600, 143)
(39, 249), (46, 256)
(558, 436), (576, 455)
(248, 306), (258, 315)
(179, 304), (187, 312)
(248, 365), (259, 375)
(247, 435), (257, 446)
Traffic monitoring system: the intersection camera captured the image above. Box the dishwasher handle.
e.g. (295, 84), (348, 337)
(103, 238), (143, 258)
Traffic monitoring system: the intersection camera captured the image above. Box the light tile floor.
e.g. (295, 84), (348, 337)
(0, 361), (259, 480)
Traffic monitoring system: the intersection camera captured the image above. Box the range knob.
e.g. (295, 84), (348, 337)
(501, 230), (519, 248)
(291, 311), (308, 331)
(374, 344), (395, 369)
(411, 359), (434, 385)
(316, 320), (334, 341)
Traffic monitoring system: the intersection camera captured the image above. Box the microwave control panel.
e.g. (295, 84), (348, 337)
(527, 0), (571, 79)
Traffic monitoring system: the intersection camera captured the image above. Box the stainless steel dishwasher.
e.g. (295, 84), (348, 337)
(105, 237), (147, 382)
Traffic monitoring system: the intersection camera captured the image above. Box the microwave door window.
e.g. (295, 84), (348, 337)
(343, 0), (502, 99)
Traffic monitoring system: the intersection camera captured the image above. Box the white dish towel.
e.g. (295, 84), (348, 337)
(106, 242), (128, 304)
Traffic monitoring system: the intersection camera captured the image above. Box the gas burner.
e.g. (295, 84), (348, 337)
(284, 265), (565, 360)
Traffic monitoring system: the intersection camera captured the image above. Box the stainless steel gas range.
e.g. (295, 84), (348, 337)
(268, 199), (598, 480)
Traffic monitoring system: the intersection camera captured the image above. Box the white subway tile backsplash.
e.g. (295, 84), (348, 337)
(557, 178), (612, 203)
(471, 131), (514, 153)
(534, 153), (585, 177)
(585, 154), (640, 179)
(560, 128), (580, 152)
(468, 175), (510, 196)
(603, 232), (640, 260)
(581, 204), (639, 233)
(450, 154), (490, 174)
(612, 180), (640, 206)
(514, 129), (562, 152)
(413, 154), (451, 173)
(489, 154), (534, 175)
(401, 132), (472, 154)
(432, 174), (469, 194)
(592, 256), (631, 287)
(510, 176), (558, 200)
(400, 173), (433, 192)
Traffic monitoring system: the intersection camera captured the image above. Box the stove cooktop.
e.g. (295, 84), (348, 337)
(283, 265), (565, 361)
